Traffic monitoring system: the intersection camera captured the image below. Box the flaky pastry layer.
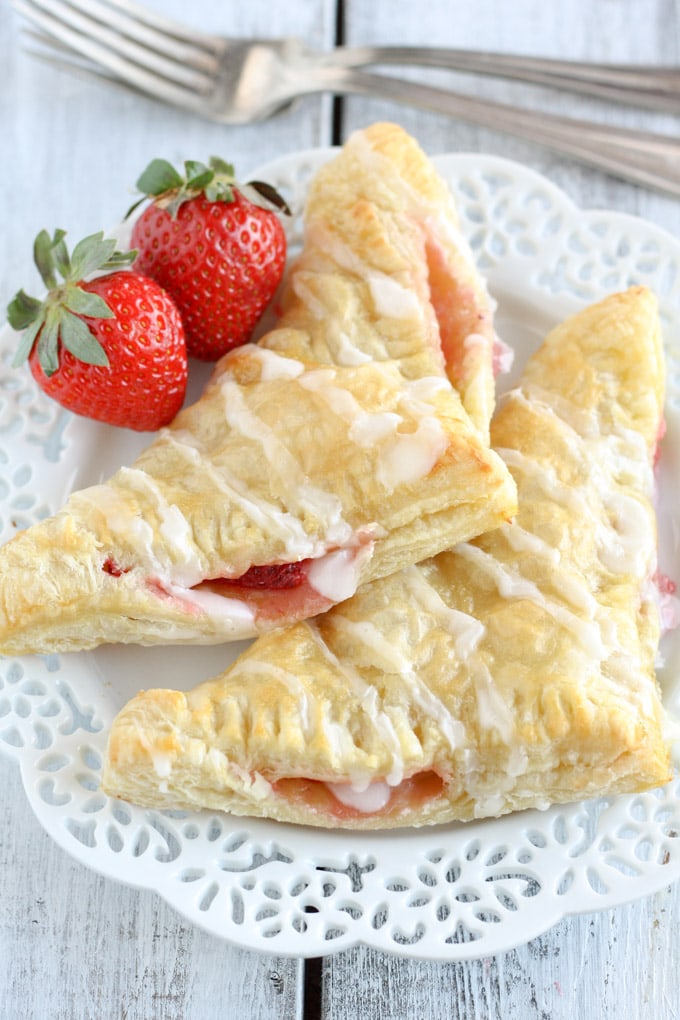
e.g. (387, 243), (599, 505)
(0, 123), (515, 655)
(103, 288), (672, 828)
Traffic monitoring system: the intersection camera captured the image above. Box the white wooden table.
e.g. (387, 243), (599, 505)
(1, 1), (679, 1016)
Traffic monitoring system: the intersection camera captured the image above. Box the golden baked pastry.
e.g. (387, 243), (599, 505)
(102, 287), (672, 827)
(0, 123), (516, 656)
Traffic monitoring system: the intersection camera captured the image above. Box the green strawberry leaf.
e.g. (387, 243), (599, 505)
(11, 313), (45, 367)
(103, 248), (138, 269)
(7, 289), (43, 330)
(209, 156), (235, 176)
(51, 230), (71, 279)
(69, 233), (119, 281)
(128, 153), (289, 223)
(204, 179), (234, 203)
(184, 160), (213, 190)
(125, 196), (147, 219)
(9, 229), (134, 378)
(136, 158), (184, 196)
(33, 229), (59, 289)
(36, 310), (61, 377)
(63, 286), (113, 319)
(59, 310), (110, 366)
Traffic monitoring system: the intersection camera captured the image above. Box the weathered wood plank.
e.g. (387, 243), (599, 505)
(322, 885), (680, 1019)
(0, 757), (303, 1020)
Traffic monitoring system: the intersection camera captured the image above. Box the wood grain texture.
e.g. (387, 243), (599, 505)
(0, 756), (303, 1020)
(1, 0), (679, 1017)
(321, 887), (680, 1019)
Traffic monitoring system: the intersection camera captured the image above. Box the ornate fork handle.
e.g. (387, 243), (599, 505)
(322, 67), (680, 197)
(330, 46), (680, 115)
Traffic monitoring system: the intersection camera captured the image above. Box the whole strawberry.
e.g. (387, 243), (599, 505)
(128, 157), (289, 361)
(8, 229), (188, 431)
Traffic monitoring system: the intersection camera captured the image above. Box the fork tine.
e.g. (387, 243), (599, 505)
(14, 0), (216, 89)
(13, 0), (214, 110)
(23, 28), (160, 100)
(54, 0), (222, 68)
(93, 0), (224, 54)
(24, 27), (207, 129)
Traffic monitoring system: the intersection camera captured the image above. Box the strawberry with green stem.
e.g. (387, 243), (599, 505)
(8, 229), (188, 432)
(128, 156), (290, 361)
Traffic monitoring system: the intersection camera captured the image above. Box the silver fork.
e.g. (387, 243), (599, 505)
(13, 0), (680, 198)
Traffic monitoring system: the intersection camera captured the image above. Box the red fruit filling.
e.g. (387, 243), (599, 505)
(103, 540), (372, 627)
(229, 560), (310, 589)
(102, 558), (129, 577)
(196, 559), (330, 624)
(271, 771), (445, 820)
(425, 238), (489, 379)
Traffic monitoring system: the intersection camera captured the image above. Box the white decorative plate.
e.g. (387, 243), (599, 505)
(1, 150), (680, 962)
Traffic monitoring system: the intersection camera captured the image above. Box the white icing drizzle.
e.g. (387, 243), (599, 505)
(498, 522), (560, 567)
(496, 405), (656, 584)
(219, 376), (353, 545)
(326, 780), (392, 813)
(304, 622), (407, 787)
(335, 332), (374, 366)
(249, 347), (306, 381)
(455, 543), (607, 659)
(306, 223), (425, 326)
(401, 565), (485, 661)
(498, 447), (589, 516)
(507, 384), (598, 439)
(367, 274), (423, 319)
(80, 469), (206, 587)
(597, 489), (656, 577)
(163, 583), (256, 636)
(231, 660), (313, 737)
(349, 412), (403, 447)
(289, 273), (331, 321)
(460, 393), (661, 719)
(396, 570), (515, 742)
(318, 613), (466, 754)
(377, 416), (448, 489)
(496, 521), (601, 617)
(298, 369), (451, 491)
(473, 663), (516, 743)
(298, 368), (364, 419)
(307, 545), (373, 602)
(378, 378), (451, 490)
(163, 430), (330, 560)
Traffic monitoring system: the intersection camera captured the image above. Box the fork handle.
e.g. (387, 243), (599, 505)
(330, 46), (680, 115)
(326, 68), (680, 198)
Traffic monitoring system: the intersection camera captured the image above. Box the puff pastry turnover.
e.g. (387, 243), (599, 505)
(0, 123), (516, 655)
(103, 287), (673, 827)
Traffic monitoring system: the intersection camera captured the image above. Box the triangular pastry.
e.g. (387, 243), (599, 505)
(0, 123), (516, 655)
(102, 287), (672, 828)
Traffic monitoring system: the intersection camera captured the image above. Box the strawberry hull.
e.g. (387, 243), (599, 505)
(29, 271), (188, 431)
(131, 191), (286, 361)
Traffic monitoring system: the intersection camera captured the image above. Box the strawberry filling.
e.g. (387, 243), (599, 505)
(425, 238), (490, 380)
(226, 560), (310, 589)
(654, 415), (667, 467)
(196, 563), (333, 624)
(271, 770), (445, 820)
(102, 558), (130, 577)
(102, 539), (373, 627)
